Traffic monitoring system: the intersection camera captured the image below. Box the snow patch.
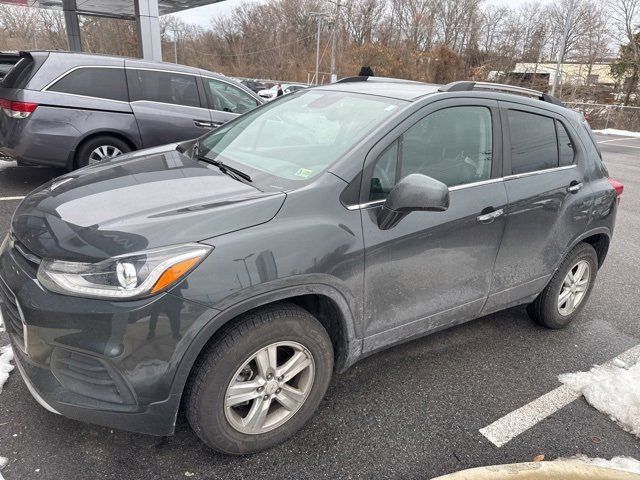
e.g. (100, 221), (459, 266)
(594, 128), (640, 138)
(555, 455), (640, 474)
(0, 456), (7, 480)
(0, 309), (5, 332)
(559, 359), (640, 437)
(0, 345), (14, 394)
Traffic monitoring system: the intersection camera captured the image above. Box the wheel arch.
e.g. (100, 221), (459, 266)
(170, 284), (362, 410)
(568, 227), (611, 269)
(69, 130), (141, 170)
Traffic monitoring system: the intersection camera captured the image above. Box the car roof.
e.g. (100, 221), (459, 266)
(317, 77), (576, 117)
(317, 77), (441, 101)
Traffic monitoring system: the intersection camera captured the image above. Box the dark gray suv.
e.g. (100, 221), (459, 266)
(0, 51), (262, 170)
(0, 77), (622, 454)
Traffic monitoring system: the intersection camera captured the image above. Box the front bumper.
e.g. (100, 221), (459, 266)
(0, 237), (218, 436)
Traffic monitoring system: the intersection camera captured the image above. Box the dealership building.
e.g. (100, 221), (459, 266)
(0, 0), (222, 61)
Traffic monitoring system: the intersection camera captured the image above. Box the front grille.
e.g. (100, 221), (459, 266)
(0, 275), (25, 349)
(8, 235), (41, 278)
(51, 349), (135, 405)
(12, 235), (41, 266)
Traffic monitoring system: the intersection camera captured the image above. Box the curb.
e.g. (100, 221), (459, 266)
(432, 462), (640, 480)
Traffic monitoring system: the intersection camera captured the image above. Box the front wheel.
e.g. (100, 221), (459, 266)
(185, 303), (334, 454)
(527, 242), (598, 329)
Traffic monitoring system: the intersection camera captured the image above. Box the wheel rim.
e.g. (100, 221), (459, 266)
(88, 145), (123, 164)
(224, 341), (315, 435)
(558, 260), (591, 316)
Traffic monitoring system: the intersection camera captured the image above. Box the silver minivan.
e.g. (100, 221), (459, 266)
(0, 51), (263, 170)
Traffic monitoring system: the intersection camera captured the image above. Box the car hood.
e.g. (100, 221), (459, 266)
(11, 148), (286, 262)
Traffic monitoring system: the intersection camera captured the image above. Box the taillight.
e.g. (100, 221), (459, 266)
(609, 178), (624, 204)
(0, 98), (38, 118)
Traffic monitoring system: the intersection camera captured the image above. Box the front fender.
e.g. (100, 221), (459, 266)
(167, 280), (363, 410)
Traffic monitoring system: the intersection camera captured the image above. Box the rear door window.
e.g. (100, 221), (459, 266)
(128, 69), (201, 108)
(508, 110), (558, 174)
(49, 67), (128, 102)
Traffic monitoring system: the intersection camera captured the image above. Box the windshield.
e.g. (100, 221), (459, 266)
(198, 90), (406, 184)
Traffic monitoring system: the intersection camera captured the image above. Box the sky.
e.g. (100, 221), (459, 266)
(174, 0), (552, 28)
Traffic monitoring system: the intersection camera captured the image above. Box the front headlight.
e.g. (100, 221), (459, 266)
(37, 243), (212, 300)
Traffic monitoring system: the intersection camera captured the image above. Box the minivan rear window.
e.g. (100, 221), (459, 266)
(49, 67), (128, 102)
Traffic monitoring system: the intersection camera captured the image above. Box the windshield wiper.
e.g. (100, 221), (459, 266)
(194, 153), (253, 183)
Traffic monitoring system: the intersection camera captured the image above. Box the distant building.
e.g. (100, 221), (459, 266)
(512, 63), (615, 87)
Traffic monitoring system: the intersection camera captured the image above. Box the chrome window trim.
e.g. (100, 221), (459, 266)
(346, 199), (385, 210)
(129, 99), (210, 111)
(37, 90), (131, 105)
(42, 65), (208, 106)
(448, 177), (504, 191)
(346, 165), (574, 210)
(41, 65), (124, 91)
(504, 164), (576, 180)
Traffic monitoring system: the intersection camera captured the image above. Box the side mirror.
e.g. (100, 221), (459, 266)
(377, 174), (449, 230)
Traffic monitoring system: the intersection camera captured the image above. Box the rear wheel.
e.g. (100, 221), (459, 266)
(75, 135), (131, 169)
(527, 242), (598, 329)
(185, 303), (333, 454)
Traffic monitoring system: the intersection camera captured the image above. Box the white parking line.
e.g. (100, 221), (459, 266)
(601, 143), (640, 149)
(479, 343), (640, 447)
(597, 137), (638, 144)
(0, 196), (25, 201)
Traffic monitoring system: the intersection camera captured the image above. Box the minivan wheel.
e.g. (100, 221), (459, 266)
(527, 242), (598, 329)
(185, 303), (334, 454)
(75, 135), (131, 169)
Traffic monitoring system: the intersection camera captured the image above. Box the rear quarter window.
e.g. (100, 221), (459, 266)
(48, 67), (128, 102)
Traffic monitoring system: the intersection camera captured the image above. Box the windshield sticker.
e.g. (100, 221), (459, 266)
(384, 105), (398, 111)
(295, 168), (313, 178)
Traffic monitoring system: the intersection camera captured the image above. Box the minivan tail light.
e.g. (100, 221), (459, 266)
(609, 178), (624, 204)
(0, 98), (38, 118)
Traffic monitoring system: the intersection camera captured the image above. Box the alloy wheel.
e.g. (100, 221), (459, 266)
(224, 341), (315, 435)
(557, 259), (591, 316)
(88, 145), (123, 164)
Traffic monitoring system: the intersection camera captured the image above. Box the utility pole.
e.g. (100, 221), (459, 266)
(551, 0), (575, 96)
(329, 0), (341, 83)
(310, 12), (328, 85)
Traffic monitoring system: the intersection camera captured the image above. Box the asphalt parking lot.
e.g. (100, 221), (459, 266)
(0, 133), (639, 479)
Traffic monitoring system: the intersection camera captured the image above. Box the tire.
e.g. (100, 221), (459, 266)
(185, 303), (334, 455)
(75, 135), (131, 169)
(527, 242), (598, 329)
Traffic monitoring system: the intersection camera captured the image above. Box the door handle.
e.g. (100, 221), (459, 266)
(567, 182), (583, 193)
(194, 120), (213, 128)
(477, 208), (504, 224)
(211, 121), (224, 128)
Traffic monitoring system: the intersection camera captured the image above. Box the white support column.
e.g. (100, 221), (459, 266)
(135, 0), (162, 61)
(62, 0), (82, 52)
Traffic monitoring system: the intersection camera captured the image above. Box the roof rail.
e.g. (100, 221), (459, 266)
(336, 76), (425, 85)
(438, 81), (564, 106)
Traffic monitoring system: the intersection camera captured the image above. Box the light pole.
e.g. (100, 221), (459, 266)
(329, 0), (342, 83)
(165, 28), (178, 64)
(310, 12), (329, 85)
(551, 0), (576, 96)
